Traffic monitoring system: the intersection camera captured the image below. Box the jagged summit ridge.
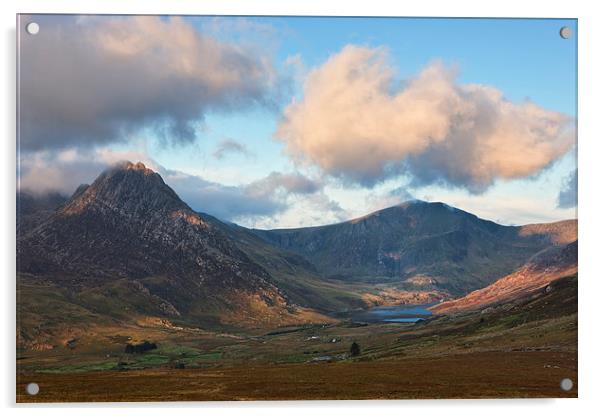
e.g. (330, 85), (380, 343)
(107, 160), (161, 176)
(120, 160), (152, 171)
(61, 161), (187, 217)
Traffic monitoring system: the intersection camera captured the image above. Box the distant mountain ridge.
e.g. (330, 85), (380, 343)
(252, 201), (576, 295)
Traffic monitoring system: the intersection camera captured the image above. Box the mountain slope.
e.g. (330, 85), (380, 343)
(431, 240), (578, 314)
(198, 213), (368, 311)
(252, 201), (576, 295)
(17, 162), (325, 330)
(17, 191), (68, 234)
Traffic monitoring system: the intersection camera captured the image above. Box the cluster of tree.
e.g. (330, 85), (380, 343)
(350, 342), (361, 356)
(124, 341), (157, 354)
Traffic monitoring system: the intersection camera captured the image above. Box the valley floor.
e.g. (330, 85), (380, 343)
(16, 275), (578, 402)
(18, 350), (576, 402)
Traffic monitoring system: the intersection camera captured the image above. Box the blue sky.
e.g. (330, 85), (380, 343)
(18, 15), (577, 228)
(258, 17), (577, 113)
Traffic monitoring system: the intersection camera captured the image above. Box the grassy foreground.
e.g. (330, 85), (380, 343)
(17, 351), (576, 402)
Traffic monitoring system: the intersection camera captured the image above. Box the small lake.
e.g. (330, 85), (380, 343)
(339, 304), (434, 324)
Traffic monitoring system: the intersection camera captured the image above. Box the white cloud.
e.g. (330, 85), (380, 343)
(18, 148), (156, 195)
(276, 45), (575, 192)
(20, 15), (279, 151)
(362, 186), (415, 214)
(557, 169), (577, 209)
(245, 172), (322, 197)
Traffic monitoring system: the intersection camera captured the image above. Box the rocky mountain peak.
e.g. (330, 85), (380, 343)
(17, 162), (302, 327)
(118, 161), (154, 174)
(60, 161), (187, 217)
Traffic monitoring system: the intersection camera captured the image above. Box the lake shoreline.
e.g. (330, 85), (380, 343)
(332, 303), (436, 324)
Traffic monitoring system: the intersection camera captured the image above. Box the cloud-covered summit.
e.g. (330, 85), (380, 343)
(276, 45), (575, 192)
(18, 149), (331, 227)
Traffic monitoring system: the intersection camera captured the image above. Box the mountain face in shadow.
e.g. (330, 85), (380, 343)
(252, 201), (576, 295)
(17, 191), (68, 234)
(17, 162), (316, 327)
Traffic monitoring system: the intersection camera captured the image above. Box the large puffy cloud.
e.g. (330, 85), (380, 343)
(19, 15), (278, 151)
(276, 45), (575, 191)
(557, 169), (577, 209)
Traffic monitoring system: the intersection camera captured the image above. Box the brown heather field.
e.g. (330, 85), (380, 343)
(17, 351), (576, 402)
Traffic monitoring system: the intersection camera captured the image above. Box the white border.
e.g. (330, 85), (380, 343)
(3, 1), (601, 415)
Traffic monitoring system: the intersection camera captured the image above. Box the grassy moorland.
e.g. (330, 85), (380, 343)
(18, 351), (576, 402)
(17, 275), (577, 402)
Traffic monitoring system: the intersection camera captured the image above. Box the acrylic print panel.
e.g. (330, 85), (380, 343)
(16, 14), (577, 402)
